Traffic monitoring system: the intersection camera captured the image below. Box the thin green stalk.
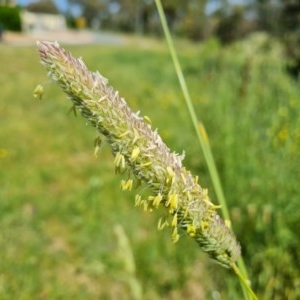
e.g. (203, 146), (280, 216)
(154, 0), (230, 222)
(232, 263), (258, 300)
(154, 0), (256, 299)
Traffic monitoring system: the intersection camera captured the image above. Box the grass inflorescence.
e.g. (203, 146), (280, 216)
(37, 41), (241, 269)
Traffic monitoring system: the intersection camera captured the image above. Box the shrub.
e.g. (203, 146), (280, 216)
(0, 6), (21, 32)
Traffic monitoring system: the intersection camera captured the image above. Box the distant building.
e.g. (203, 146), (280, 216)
(0, 0), (16, 6)
(21, 10), (66, 32)
(21, 1), (66, 33)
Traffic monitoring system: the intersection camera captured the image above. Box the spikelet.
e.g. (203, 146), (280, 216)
(37, 41), (241, 268)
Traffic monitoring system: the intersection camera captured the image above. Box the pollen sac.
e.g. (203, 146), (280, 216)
(157, 217), (169, 231)
(121, 179), (133, 191)
(130, 146), (140, 162)
(33, 84), (44, 100)
(114, 152), (126, 173)
(171, 227), (180, 243)
(135, 194), (142, 207)
(171, 213), (178, 227)
(94, 136), (102, 157)
(143, 115), (152, 125)
(152, 193), (163, 208)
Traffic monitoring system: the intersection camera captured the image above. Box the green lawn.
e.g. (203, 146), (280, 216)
(0, 34), (299, 299)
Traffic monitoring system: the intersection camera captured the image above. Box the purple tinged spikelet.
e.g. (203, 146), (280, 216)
(37, 41), (241, 268)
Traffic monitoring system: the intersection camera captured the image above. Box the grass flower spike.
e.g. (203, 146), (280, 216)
(37, 41), (241, 268)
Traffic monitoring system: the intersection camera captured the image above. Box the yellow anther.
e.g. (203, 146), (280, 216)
(121, 179), (133, 191)
(140, 161), (152, 167)
(153, 193), (163, 208)
(157, 217), (168, 230)
(144, 115), (152, 124)
(114, 152), (126, 172)
(187, 224), (197, 237)
(132, 128), (140, 144)
(143, 201), (148, 211)
(117, 130), (130, 138)
(171, 213), (178, 227)
(172, 227), (180, 243)
(200, 221), (209, 231)
(131, 146), (140, 162)
(166, 167), (175, 185)
(166, 193), (177, 208)
(180, 172), (187, 185)
(33, 84), (44, 100)
(135, 194), (142, 207)
(170, 193), (178, 210)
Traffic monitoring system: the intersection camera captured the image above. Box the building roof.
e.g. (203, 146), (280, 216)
(26, 0), (59, 15)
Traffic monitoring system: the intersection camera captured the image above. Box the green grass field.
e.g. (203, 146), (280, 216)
(0, 34), (299, 299)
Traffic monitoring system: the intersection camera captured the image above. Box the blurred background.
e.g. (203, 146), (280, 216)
(0, 0), (299, 299)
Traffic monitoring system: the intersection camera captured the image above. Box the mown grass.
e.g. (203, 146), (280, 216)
(0, 34), (299, 299)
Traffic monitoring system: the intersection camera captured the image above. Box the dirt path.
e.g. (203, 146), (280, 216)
(1, 30), (124, 46)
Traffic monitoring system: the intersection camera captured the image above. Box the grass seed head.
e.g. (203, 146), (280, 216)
(37, 41), (241, 268)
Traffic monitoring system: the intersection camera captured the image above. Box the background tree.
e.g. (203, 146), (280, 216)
(26, 0), (59, 14)
(281, 0), (300, 78)
(213, 5), (257, 44)
(254, 0), (282, 33)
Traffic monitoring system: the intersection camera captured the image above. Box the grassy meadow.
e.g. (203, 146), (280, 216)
(0, 34), (300, 299)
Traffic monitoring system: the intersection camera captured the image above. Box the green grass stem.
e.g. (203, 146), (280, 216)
(154, 0), (257, 298)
